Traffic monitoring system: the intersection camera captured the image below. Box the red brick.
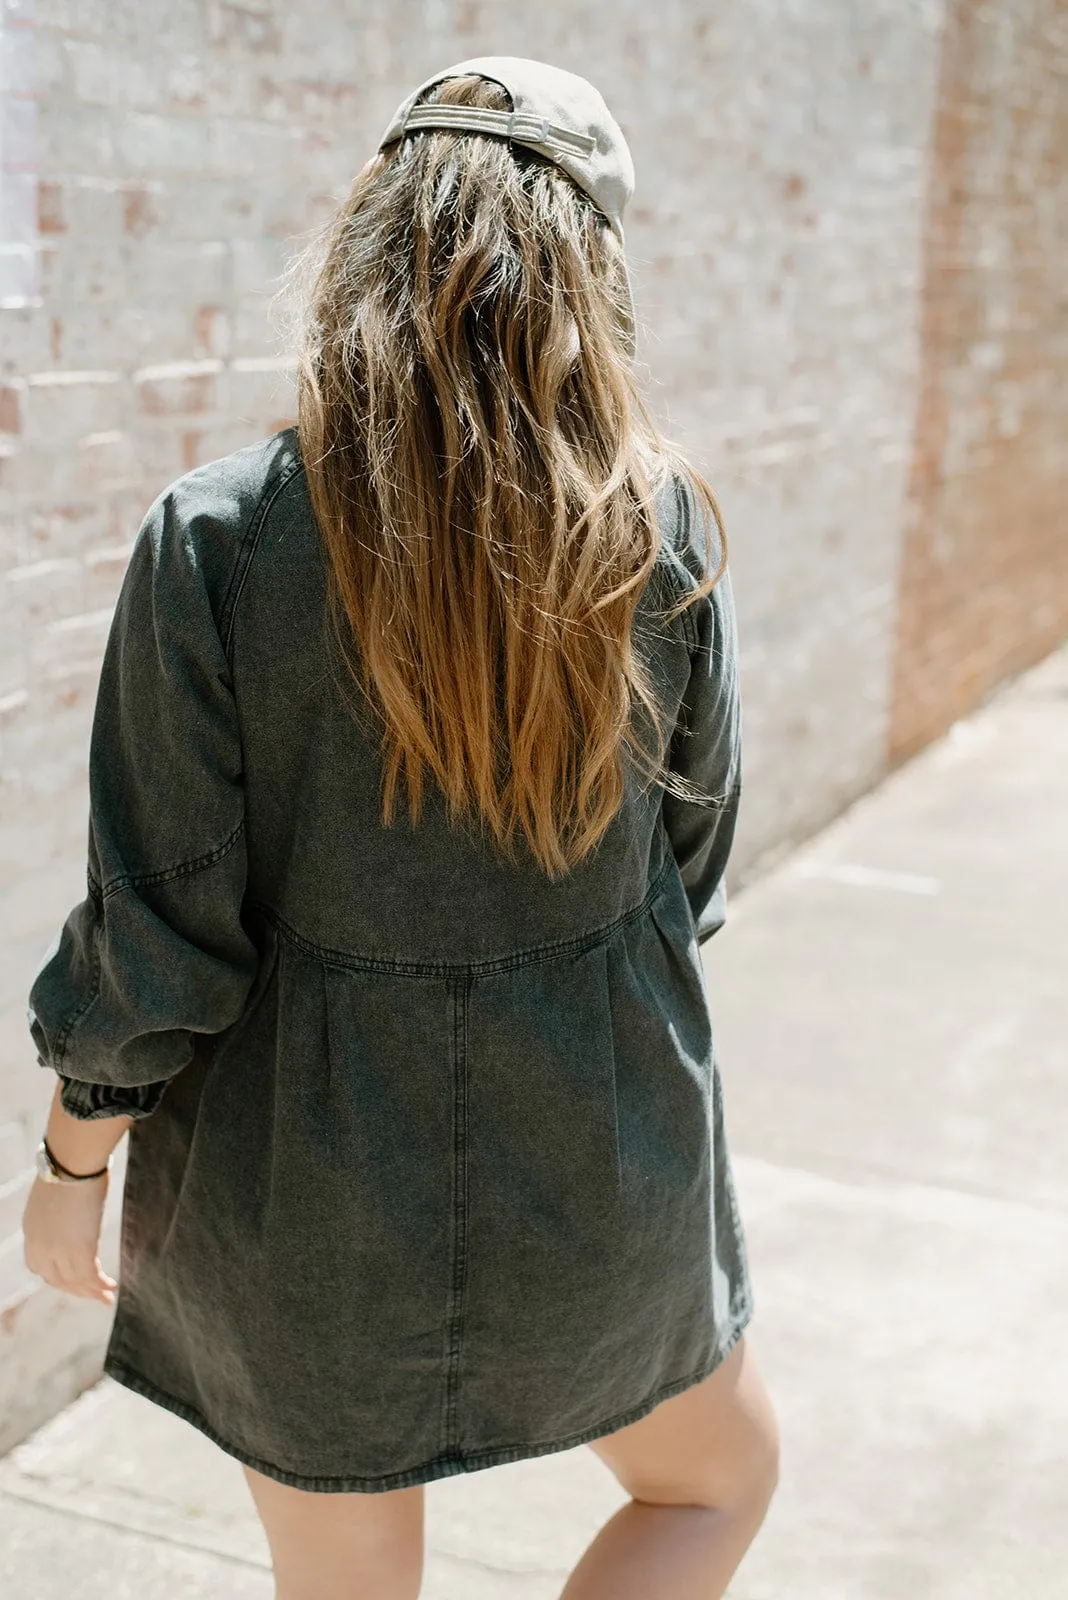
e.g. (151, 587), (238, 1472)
(889, 0), (1068, 763)
(122, 185), (160, 237)
(0, 386), (23, 436)
(135, 360), (222, 416)
(193, 304), (231, 359)
(37, 181), (66, 235)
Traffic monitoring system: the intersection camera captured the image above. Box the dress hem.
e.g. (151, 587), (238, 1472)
(103, 1299), (754, 1495)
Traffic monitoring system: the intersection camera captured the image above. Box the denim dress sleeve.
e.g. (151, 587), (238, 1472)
(660, 478), (742, 945)
(28, 485), (260, 1120)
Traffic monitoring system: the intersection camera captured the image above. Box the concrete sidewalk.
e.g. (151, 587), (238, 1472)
(2, 645), (1066, 1598)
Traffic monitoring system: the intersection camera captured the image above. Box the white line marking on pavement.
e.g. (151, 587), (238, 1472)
(795, 862), (941, 895)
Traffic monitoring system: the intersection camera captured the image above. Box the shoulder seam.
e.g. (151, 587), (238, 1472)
(219, 453), (307, 659)
(653, 473), (701, 652)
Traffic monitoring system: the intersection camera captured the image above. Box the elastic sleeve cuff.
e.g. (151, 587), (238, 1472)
(58, 1076), (169, 1121)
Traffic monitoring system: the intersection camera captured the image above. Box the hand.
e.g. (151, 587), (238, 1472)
(22, 1170), (117, 1306)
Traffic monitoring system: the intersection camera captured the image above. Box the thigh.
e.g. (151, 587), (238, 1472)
(243, 1466), (425, 1600)
(587, 1335), (780, 1511)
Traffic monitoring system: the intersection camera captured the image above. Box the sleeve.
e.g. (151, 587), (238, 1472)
(27, 486), (261, 1120)
(660, 482), (743, 947)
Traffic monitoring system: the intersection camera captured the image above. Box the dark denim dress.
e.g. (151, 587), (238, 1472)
(28, 428), (753, 1492)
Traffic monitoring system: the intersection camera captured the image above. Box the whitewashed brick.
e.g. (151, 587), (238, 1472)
(34, 2), (115, 38)
(61, 36), (157, 110)
(130, 238), (232, 306)
(0, 25), (36, 96)
(32, 102), (114, 172)
(21, 369), (123, 438)
(225, 355), (296, 422)
(114, 110), (211, 173)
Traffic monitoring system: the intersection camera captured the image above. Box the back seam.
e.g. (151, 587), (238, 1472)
(440, 972), (471, 1457)
(246, 857), (672, 979)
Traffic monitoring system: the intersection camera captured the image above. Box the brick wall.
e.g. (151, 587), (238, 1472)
(890, 0), (1068, 760)
(1, 0), (1065, 1447)
(0, 0), (330, 1450)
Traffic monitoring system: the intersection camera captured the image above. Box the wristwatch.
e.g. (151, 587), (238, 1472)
(34, 1139), (110, 1185)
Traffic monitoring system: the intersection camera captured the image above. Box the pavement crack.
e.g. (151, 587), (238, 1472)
(0, 1484), (270, 1573)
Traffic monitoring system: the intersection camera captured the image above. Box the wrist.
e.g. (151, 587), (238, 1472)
(45, 1080), (130, 1176)
(35, 1138), (110, 1185)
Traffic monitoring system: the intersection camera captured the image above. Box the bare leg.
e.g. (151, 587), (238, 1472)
(243, 1467), (425, 1600)
(561, 1334), (779, 1599)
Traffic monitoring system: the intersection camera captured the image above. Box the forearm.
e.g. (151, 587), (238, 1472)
(44, 1080), (132, 1175)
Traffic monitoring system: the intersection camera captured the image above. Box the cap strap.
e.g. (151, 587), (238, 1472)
(400, 103), (596, 160)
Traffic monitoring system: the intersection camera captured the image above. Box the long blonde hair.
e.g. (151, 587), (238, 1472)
(295, 73), (726, 876)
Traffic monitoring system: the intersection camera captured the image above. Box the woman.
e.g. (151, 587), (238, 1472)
(23, 56), (779, 1600)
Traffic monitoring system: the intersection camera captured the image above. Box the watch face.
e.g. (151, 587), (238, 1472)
(35, 1144), (59, 1182)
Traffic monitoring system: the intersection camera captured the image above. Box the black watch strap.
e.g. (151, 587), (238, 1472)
(42, 1136), (110, 1182)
